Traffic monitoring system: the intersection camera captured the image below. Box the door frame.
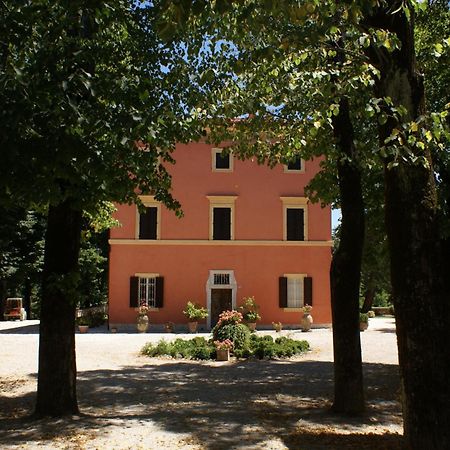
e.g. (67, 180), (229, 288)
(206, 270), (237, 330)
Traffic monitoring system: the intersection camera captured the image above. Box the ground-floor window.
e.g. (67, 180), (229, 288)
(130, 275), (164, 308)
(279, 275), (313, 309)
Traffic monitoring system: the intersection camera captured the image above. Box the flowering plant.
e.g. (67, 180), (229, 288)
(137, 302), (149, 315)
(239, 296), (261, 322)
(302, 304), (313, 314)
(272, 321), (283, 332)
(216, 310), (243, 327)
(214, 339), (234, 350)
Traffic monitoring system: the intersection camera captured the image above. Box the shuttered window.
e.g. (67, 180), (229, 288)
(130, 275), (164, 308)
(279, 276), (313, 308)
(213, 207), (231, 240)
(286, 208), (305, 241)
(139, 207), (158, 239)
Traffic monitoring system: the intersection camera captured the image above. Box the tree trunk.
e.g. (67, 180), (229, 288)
(23, 277), (31, 319)
(35, 200), (82, 417)
(361, 284), (375, 314)
(330, 97), (365, 414)
(366, 4), (450, 448)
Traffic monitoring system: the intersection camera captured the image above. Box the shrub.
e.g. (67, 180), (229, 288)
(213, 323), (250, 350)
(141, 337), (214, 360)
(183, 301), (208, 320)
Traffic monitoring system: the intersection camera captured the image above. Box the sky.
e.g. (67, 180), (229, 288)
(332, 208), (341, 231)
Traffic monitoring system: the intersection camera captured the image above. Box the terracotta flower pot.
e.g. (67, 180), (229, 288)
(78, 325), (89, 333)
(216, 348), (230, 361)
(247, 322), (256, 331)
(136, 314), (149, 333)
(359, 321), (368, 332)
(188, 321), (198, 333)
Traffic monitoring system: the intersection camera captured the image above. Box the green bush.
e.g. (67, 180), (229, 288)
(212, 323), (251, 349)
(141, 335), (309, 361)
(141, 338), (214, 360)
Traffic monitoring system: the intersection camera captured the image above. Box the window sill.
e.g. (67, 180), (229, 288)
(283, 308), (304, 312)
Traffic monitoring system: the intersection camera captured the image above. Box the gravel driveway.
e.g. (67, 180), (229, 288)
(0, 317), (402, 449)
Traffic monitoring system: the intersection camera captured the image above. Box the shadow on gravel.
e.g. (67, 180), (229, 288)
(0, 324), (40, 334)
(0, 359), (402, 449)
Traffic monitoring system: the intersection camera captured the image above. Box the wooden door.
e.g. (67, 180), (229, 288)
(211, 289), (232, 327)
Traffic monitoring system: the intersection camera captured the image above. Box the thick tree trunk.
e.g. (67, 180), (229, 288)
(35, 200), (82, 417)
(330, 97), (365, 414)
(366, 4), (450, 448)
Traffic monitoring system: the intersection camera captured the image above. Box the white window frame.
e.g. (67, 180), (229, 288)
(283, 156), (305, 173)
(280, 197), (308, 241)
(135, 272), (159, 308)
(284, 273), (307, 310)
(212, 148), (233, 172)
(207, 196), (237, 240)
(135, 195), (161, 240)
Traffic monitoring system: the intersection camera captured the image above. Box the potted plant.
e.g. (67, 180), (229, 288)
(76, 316), (90, 333)
(214, 339), (233, 361)
(183, 301), (208, 333)
(359, 313), (369, 331)
(165, 321), (175, 333)
(301, 304), (313, 332)
(272, 321), (283, 332)
(136, 303), (150, 333)
(239, 296), (261, 331)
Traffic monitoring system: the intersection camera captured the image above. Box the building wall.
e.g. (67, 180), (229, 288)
(109, 142), (332, 327)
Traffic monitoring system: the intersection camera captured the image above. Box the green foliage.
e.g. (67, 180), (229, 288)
(239, 296), (261, 322)
(141, 338), (215, 360)
(141, 335), (309, 360)
(212, 323), (251, 350)
(373, 290), (392, 308)
(182, 301), (208, 320)
(359, 313), (369, 324)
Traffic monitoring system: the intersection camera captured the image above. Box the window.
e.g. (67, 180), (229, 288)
(136, 195), (160, 239)
(280, 197), (308, 241)
(139, 207), (157, 239)
(279, 275), (312, 309)
(130, 275), (164, 308)
(207, 196), (237, 240)
(284, 156), (304, 173)
(214, 273), (230, 285)
(286, 208), (304, 241)
(212, 148), (233, 172)
(213, 207), (231, 240)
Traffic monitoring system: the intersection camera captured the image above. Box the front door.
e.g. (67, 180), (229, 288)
(210, 288), (232, 327)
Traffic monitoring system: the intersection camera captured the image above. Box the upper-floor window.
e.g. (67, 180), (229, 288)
(213, 207), (231, 240)
(280, 197), (308, 241)
(284, 156), (304, 173)
(212, 148), (233, 172)
(136, 196), (160, 239)
(286, 208), (305, 241)
(207, 196), (237, 240)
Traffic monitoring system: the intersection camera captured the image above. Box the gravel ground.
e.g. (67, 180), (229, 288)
(0, 317), (402, 449)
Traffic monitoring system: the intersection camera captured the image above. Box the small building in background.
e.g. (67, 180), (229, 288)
(108, 142), (332, 330)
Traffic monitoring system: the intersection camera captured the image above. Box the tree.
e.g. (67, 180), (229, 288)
(158, 0), (378, 414)
(159, 2), (450, 440)
(1, 1), (202, 416)
(362, 2), (450, 447)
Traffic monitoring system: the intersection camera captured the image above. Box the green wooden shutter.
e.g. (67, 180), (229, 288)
(279, 277), (288, 308)
(130, 276), (139, 307)
(155, 276), (164, 307)
(304, 277), (313, 306)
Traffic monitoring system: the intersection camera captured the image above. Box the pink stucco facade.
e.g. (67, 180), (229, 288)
(109, 142), (332, 329)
